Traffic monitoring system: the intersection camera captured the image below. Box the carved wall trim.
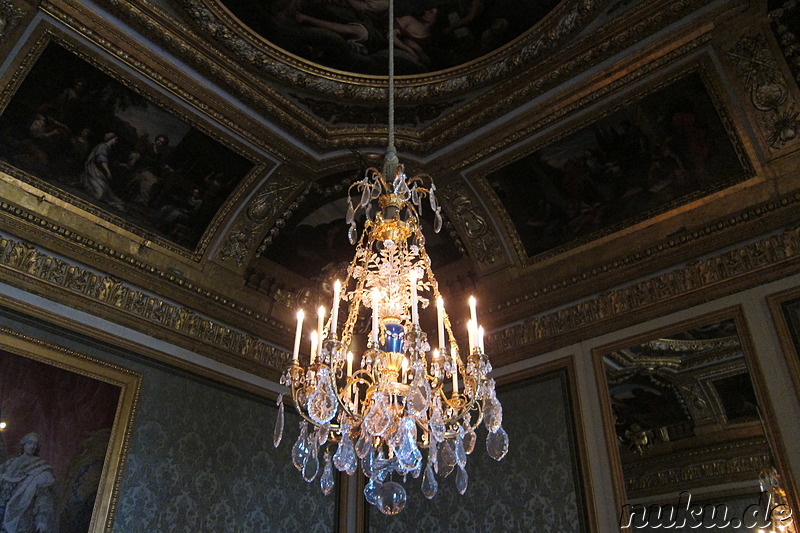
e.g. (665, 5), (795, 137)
(440, 181), (506, 269)
(218, 169), (302, 267)
(487, 213), (800, 361)
(727, 32), (800, 150)
(0, 0), (25, 43)
(0, 234), (291, 375)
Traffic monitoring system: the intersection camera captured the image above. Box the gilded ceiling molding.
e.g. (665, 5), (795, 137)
(0, 197), (285, 333)
(218, 169), (302, 267)
(626, 446), (770, 493)
(486, 220), (800, 357)
(0, 234), (290, 374)
(455, 34), (713, 172)
(46, 0), (324, 158)
(0, 0), (25, 43)
(174, 0), (607, 101)
(440, 181), (505, 269)
(430, 0), (716, 157)
(727, 32), (800, 150)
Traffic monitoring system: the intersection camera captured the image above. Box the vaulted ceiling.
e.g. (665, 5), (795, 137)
(1, 0), (796, 382)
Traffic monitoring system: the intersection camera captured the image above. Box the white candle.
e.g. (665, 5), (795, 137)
(292, 309), (304, 362)
(452, 355), (459, 393)
(317, 305), (325, 339)
(436, 296), (445, 351)
(347, 350), (353, 377)
(410, 271), (419, 325)
(331, 280), (341, 334)
(467, 319), (475, 354)
(371, 289), (380, 345)
(310, 330), (318, 365)
(469, 296), (477, 327)
(478, 325), (485, 353)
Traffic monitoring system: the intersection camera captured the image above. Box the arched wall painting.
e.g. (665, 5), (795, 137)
(0, 40), (255, 251)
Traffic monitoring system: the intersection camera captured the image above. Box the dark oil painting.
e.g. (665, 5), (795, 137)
(0, 349), (120, 533)
(221, 0), (561, 75)
(487, 73), (747, 259)
(0, 43), (254, 251)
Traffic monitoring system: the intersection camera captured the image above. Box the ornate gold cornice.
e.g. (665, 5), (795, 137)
(0, 234), (291, 376)
(487, 210), (800, 363)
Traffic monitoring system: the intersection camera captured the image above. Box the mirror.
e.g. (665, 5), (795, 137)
(596, 310), (795, 530)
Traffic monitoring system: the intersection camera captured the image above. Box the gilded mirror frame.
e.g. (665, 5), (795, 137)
(592, 305), (797, 529)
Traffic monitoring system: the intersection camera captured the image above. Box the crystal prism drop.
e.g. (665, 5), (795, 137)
(307, 367), (338, 424)
(315, 423), (330, 446)
(363, 393), (391, 437)
(456, 465), (468, 495)
(364, 478), (380, 506)
(371, 182), (381, 199)
(411, 185), (420, 207)
(391, 416), (422, 473)
(429, 399), (446, 442)
(405, 361), (431, 418)
(434, 209), (442, 233)
(348, 222), (357, 245)
(292, 422), (309, 471)
(333, 431), (358, 475)
(320, 450), (335, 495)
(429, 442), (439, 474)
(429, 183), (437, 211)
(346, 199), (355, 224)
(454, 431), (467, 468)
(273, 394), (284, 448)
(421, 460), (438, 499)
(441, 438), (457, 467)
(355, 430), (372, 459)
(463, 427), (476, 455)
(302, 442), (319, 482)
(486, 425), (509, 461)
(483, 397), (503, 433)
(376, 481), (407, 515)
(360, 181), (371, 207)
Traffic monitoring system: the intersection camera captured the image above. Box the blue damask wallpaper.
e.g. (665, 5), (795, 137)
(0, 308), (335, 532)
(367, 371), (586, 533)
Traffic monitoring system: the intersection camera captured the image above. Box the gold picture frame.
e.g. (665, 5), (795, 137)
(0, 326), (141, 532)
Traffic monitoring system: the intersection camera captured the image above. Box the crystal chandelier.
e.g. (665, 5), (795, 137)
(272, 0), (507, 515)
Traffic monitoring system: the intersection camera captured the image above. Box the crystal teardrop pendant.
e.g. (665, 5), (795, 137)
(376, 481), (407, 515)
(441, 438), (457, 467)
(355, 429), (372, 459)
(292, 422), (309, 471)
(302, 441), (319, 482)
(421, 460), (438, 499)
(333, 430), (358, 475)
(405, 361), (431, 418)
(463, 426), (476, 455)
(346, 198), (355, 224)
(483, 397), (503, 433)
(273, 394), (284, 448)
(454, 430), (467, 468)
(348, 221), (357, 245)
(486, 425), (509, 461)
(455, 465), (468, 495)
(363, 393), (391, 437)
(307, 367), (338, 424)
(320, 450), (335, 495)
(434, 208), (442, 233)
(391, 416), (422, 473)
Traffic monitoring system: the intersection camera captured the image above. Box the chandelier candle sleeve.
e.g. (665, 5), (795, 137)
(316, 306), (325, 358)
(478, 325), (485, 353)
(293, 310), (304, 363)
(467, 319), (475, 354)
(372, 289), (380, 345)
(332, 280), (341, 334)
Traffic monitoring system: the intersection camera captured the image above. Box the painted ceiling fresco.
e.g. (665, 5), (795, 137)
(220, 0), (562, 75)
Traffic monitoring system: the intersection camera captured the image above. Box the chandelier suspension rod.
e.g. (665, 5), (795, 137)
(384, 0), (399, 179)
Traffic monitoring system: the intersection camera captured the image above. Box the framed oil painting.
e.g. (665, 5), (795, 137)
(0, 36), (257, 254)
(486, 71), (749, 261)
(768, 286), (800, 399)
(0, 327), (141, 533)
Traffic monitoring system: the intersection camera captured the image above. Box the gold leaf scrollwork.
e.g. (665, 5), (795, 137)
(442, 182), (503, 266)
